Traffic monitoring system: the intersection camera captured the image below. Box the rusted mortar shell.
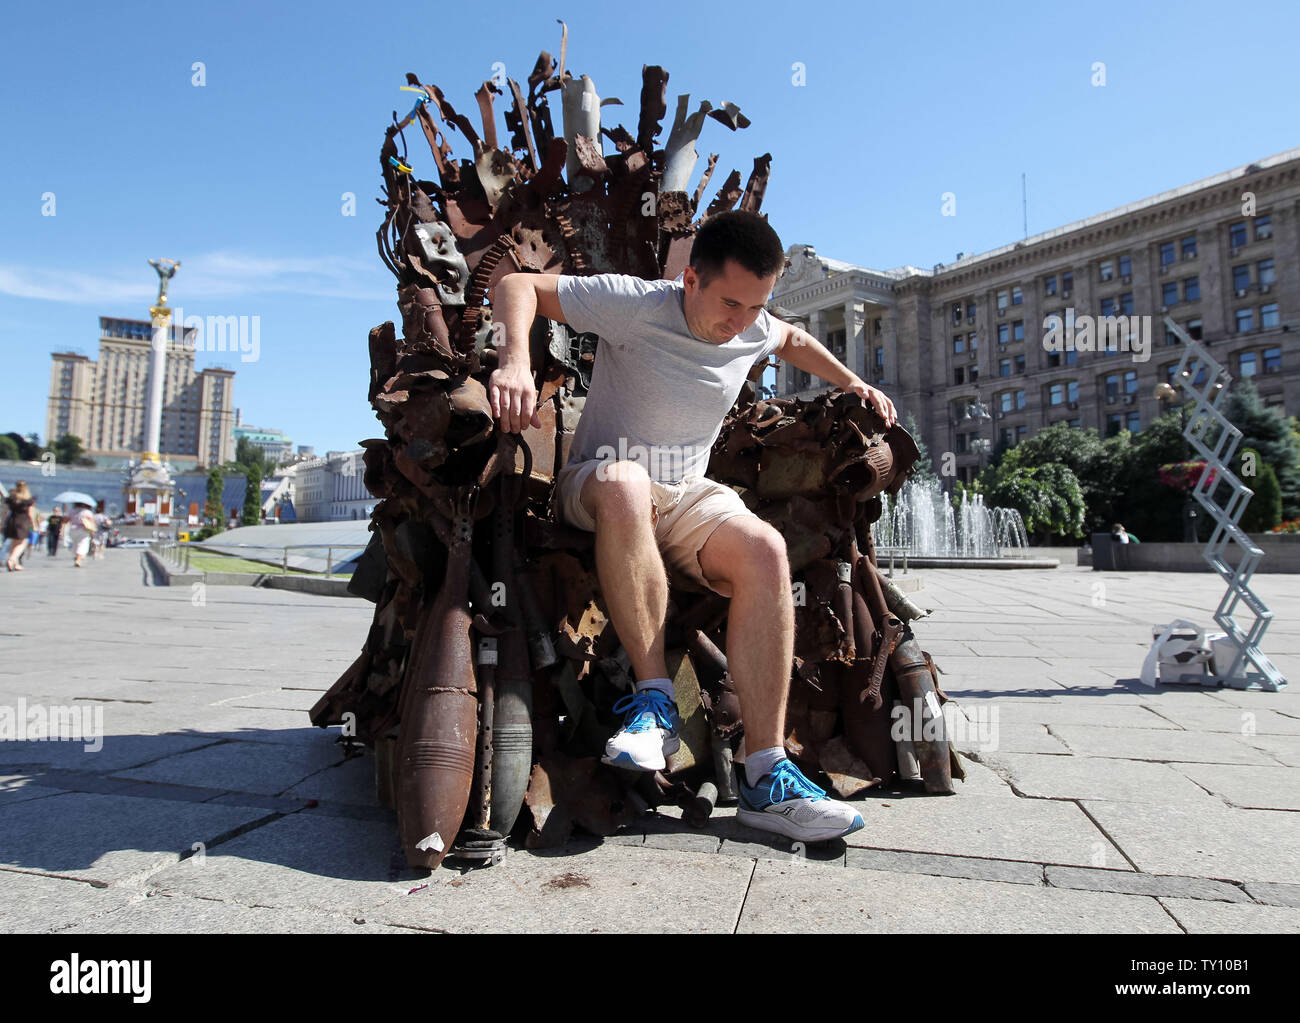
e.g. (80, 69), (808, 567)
(488, 484), (533, 838)
(889, 636), (954, 794)
(877, 568), (931, 623)
(396, 513), (478, 870)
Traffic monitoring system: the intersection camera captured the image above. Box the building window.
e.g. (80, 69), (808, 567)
(970, 365), (980, 382)
(955, 433), (968, 453)
(1104, 373), (1121, 399)
(1044, 275), (1057, 296)
(996, 289), (1009, 311)
(1120, 293), (1135, 315)
(828, 328), (846, 356)
(1229, 222), (1248, 247)
(1099, 259), (1114, 282)
(1183, 277), (1199, 302)
(1047, 351), (1061, 368)
(1016, 389), (1026, 410)
(968, 331), (978, 350)
(874, 346), (883, 369)
(1261, 303), (1279, 329)
(1012, 320), (1024, 342)
(1125, 411), (1141, 433)
(1101, 297), (1116, 317)
(954, 367), (965, 385)
(997, 323), (1009, 344)
(966, 301), (977, 320)
(1106, 413), (1123, 437)
(999, 391), (1014, 412)
(1049, 382), (1065, 406)
(1236, 309), (1254, 333)
(1258, 258), (1275, 286)
(1239, 351), (1258, 377)
(1233, 265), (1251, 291)
(1160, 242), (1175, 265)
(953, 335), (965, 354)
(1255, 215), (1272, 240)
(952, 302), (963, 325)
(1181, 236), (1197, 259)
(999, 358), (1011, 377)
(1062, 271), (1073, 294)
(1187, 319), (1202, 341)
(1162, 282), (1178, 306)
(1119, 255), (1132, 277)
(1263, 346), (1281, 373)
(1014, 354), (1025, 374)
(1011, 285), (1023, 306)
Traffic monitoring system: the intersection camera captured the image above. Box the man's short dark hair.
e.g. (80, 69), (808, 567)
(689, 210), (784, 286)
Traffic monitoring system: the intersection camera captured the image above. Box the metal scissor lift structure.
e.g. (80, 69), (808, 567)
(1166, 316), (1287, 691)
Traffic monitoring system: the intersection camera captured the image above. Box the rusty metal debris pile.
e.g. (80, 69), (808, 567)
(310, 33), (961, 871)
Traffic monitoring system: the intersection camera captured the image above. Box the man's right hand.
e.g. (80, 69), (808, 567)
(488, 361), (541, 434)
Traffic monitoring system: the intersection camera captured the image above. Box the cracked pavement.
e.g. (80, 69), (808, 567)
(1, 549), (1298, 933)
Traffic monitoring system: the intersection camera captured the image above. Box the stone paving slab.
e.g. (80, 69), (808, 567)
(372, 844), (754, 933)
(113, 739), (344, 796)
(842, 793), (1128, 868)
(1080, 800), (1300, 884)
(985, 702), (1181, 729)
(0, 732), (225, 773)
(0, 869), (145, 933)
(1144, 704), (1300, 734)
(1239, 733), (1300, 767)
(280, 752), (379, 807)
(0, 791), (276, 885)
(145, 813), (422, 916)
(1044, 865), (1249, 902)
(1169, 763), (1300, 810)
(976, 752), (1222, 805)
(1158, 897), (1300, 934)
(1046, 725), (1276, 764)
(60, 892), (406, 934)
(1243, 882), (1300, 908)
(217, 689), (326, 712)
(735, 860), (1179, 933)
(952, 722), (1072, 755)
(845, 847), (1043, 885)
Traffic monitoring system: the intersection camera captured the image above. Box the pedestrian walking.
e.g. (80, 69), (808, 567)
(3, 481), (38, 572)
(46, 505), (65, 556)
(66, 502), (98, 568)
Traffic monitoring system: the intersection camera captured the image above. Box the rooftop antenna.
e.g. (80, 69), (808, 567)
(1021, 172), (1028, 239)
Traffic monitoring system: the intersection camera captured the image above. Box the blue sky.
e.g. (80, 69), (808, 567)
(2, 0), (1298, 455)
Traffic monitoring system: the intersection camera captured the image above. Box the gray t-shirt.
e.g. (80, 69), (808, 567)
(555, 273), (783, 483)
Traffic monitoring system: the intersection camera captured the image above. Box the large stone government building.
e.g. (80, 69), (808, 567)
(771, 147), (1298, 483)
(47, 316), (237, 470)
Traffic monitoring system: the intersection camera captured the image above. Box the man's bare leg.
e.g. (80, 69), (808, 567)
(696, 515), (792, 752)
(580, 461), (669, 682)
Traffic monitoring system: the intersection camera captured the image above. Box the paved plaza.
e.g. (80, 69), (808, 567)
(1, 549), (1298, 933)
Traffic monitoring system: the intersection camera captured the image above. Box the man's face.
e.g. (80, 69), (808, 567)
(682, 258), (778, 345)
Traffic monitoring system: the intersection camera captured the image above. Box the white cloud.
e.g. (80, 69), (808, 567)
(0, 250), (394, 305)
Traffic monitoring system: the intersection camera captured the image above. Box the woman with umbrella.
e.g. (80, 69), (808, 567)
(54, 491), (99, 569)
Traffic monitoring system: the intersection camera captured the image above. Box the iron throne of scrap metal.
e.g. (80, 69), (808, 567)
(310, 27), (962, 872)
(1158, 317), (1287, 691)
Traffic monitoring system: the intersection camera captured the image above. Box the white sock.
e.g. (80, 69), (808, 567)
(745, 746), (786, 787)
(635, 678), (674, 699)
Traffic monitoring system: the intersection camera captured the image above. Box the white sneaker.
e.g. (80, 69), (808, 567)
(601, 688), (681, 771)
(737, 759), (864, 842)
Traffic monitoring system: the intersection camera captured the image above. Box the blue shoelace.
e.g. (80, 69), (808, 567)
(611, 689), (677, 733)
(763, 760), (827, 805)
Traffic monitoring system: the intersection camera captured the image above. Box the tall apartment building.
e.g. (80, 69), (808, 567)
(772, 147), (1299, 483)
(47, 317), (237, 469)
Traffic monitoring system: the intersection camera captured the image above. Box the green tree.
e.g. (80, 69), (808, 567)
(235, 436), (276, 477)
(3, 432), (42, 461)
(204, 467), (226, 533)
(1239, 448), (1283, 533)
(0, 435), (19, 461)
(242, 464), (263, 525)
(1110, 412), (1191, 542)
(902, 411), (940, 485)
(1222, 379), (1300, 520)
(994, 422), (1132, 536)
(983, 462), (1085, 543)
(52, 433), (86, 464)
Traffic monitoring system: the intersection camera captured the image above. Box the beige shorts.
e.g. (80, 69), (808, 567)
(554, 459), (754, 594)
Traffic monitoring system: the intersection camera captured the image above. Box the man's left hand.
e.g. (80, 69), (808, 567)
(844, 377), (897, 428)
